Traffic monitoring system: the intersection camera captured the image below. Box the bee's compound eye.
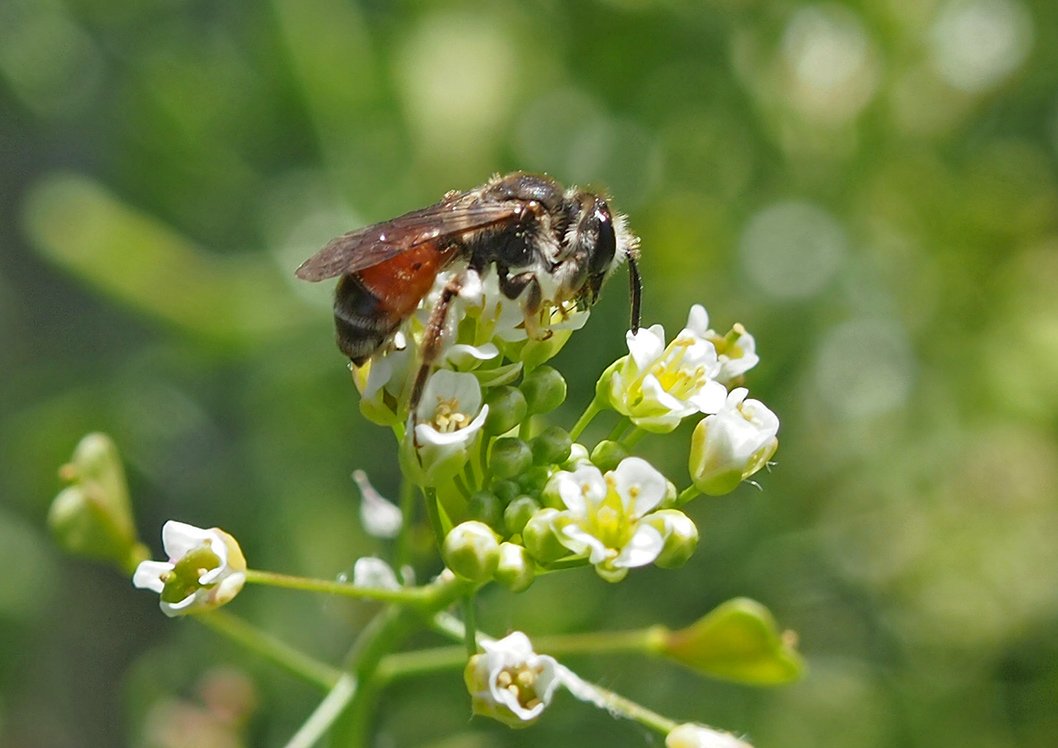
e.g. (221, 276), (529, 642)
(589, 201), (616, 277)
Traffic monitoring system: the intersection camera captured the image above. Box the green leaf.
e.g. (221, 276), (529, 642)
(659, 597), (805, 685)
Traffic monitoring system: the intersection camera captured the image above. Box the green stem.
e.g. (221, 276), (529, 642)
(395, 477), (416, 570)
(284, 674), (358, 748)
(463, 453), (479, 493)
(518, 414), (534, 441)
(290, 577), (474, 747)
(462, 593), (478, 656)
(475, 434), (488, 485)
(422, 487), (447, 549)
(341, 606), (413, 748)
(570, 396), (603, 440)
(453, 472), (472, 501)
(197, 610), (341, 690)
(535, 626), (664, 657)
(243, 568), (435, 607)
(620, 427), (646, 449)
(560, 668), (678, 735)
(607, 418), (631, 442)
(375, 645), (469, 683)
(676, 485), (701, 506)
(375, 625), (665, 684)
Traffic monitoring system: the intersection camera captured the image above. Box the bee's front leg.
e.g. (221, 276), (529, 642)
(497, 270), (552, 341)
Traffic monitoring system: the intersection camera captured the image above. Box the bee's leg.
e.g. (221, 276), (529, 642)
(409, 273), (463, 415)
(498, 271), (551, 341)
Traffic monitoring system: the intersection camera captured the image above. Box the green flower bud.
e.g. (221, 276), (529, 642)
(590, 439), (628, 472)
(646, 510), (699, 568)
(521, 508), (568, 563)
(492, 479), (521, 503)
(494, 542), (535, 592)
(689, 389), (779, 496)
(520, 366), (566, 415)
(517, 465), (554, 494)
(530, 426), (572, 465)
(442, 521), (501, 582)
(483, 386), (528, 436)
(594, 357), (624, 408)
(504, 495), (541, 536)
(49, 433), (146, 571)
(490, 438), (533, 480)
(563, 442), (593, 469)
(467, 491), (503, 529)
(660, 598), (804, 685)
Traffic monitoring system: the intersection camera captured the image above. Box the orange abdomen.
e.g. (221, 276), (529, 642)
(334, 242), (459, 365)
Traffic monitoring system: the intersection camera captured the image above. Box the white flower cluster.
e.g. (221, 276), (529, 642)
(603, 305), (778, 495)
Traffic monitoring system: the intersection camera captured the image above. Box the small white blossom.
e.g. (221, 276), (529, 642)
(464, 632), (561, 726)
(350, 557), (400, 590)
(606, 306), (728, 433)
(352, 341), (413, 425)
(132, 521), (246, 617)
(413, 370), (489, 484)
(352, 470), (402, 539)
(689, 387), (779, 496)
(544, 458), (694, 581)
(684, 306), (759, 386)
(667, 723), (753, 748)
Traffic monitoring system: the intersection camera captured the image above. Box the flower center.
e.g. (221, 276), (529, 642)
(432, 398), (470, 433)
(495, 663), (546, 710)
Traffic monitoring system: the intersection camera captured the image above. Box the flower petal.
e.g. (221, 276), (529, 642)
(613, 523), (664, 568)
(132, 560), (172, 593)
(611, 457), (668, 516)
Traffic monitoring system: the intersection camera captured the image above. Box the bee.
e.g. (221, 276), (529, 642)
(296, 171), (642, 408)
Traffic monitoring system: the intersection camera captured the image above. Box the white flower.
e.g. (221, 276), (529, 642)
(689, 387), (779, 496)
(352, 469), (402, 539)
(350, 557), (399, 590)
(132, 521), (246, 617)
(413, 370), (489, 484)
(667, 723), (753, 748)
(464, 271), (527, 343)
(606, 306), (728, 433)
(544, 457), (693, 581)
(684, 305), (759, 386)
(352, 340), (413, 426)
(464, 631), (562, 726)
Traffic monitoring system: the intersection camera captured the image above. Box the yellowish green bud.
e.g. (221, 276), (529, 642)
(494, 542), (535, 592)
(49, 433), (145, 571)
(521, 508), (567, 563)
(660, 598), (804, 685)
(442, 521), (501, 582)
(520, 366), (566, 415)
(504, 495), (540, 536)
(589, 439), (628, 472)
(490, 437), (533, 480)
(484, 386), (528, 436)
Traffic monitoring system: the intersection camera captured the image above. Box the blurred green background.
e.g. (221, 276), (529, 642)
(3, 0), (1058, 746)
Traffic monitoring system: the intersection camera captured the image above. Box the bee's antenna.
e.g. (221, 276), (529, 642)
(627, 252), (642, 333)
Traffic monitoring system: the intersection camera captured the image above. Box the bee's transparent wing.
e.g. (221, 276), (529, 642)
(295, 199), (524, 281)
